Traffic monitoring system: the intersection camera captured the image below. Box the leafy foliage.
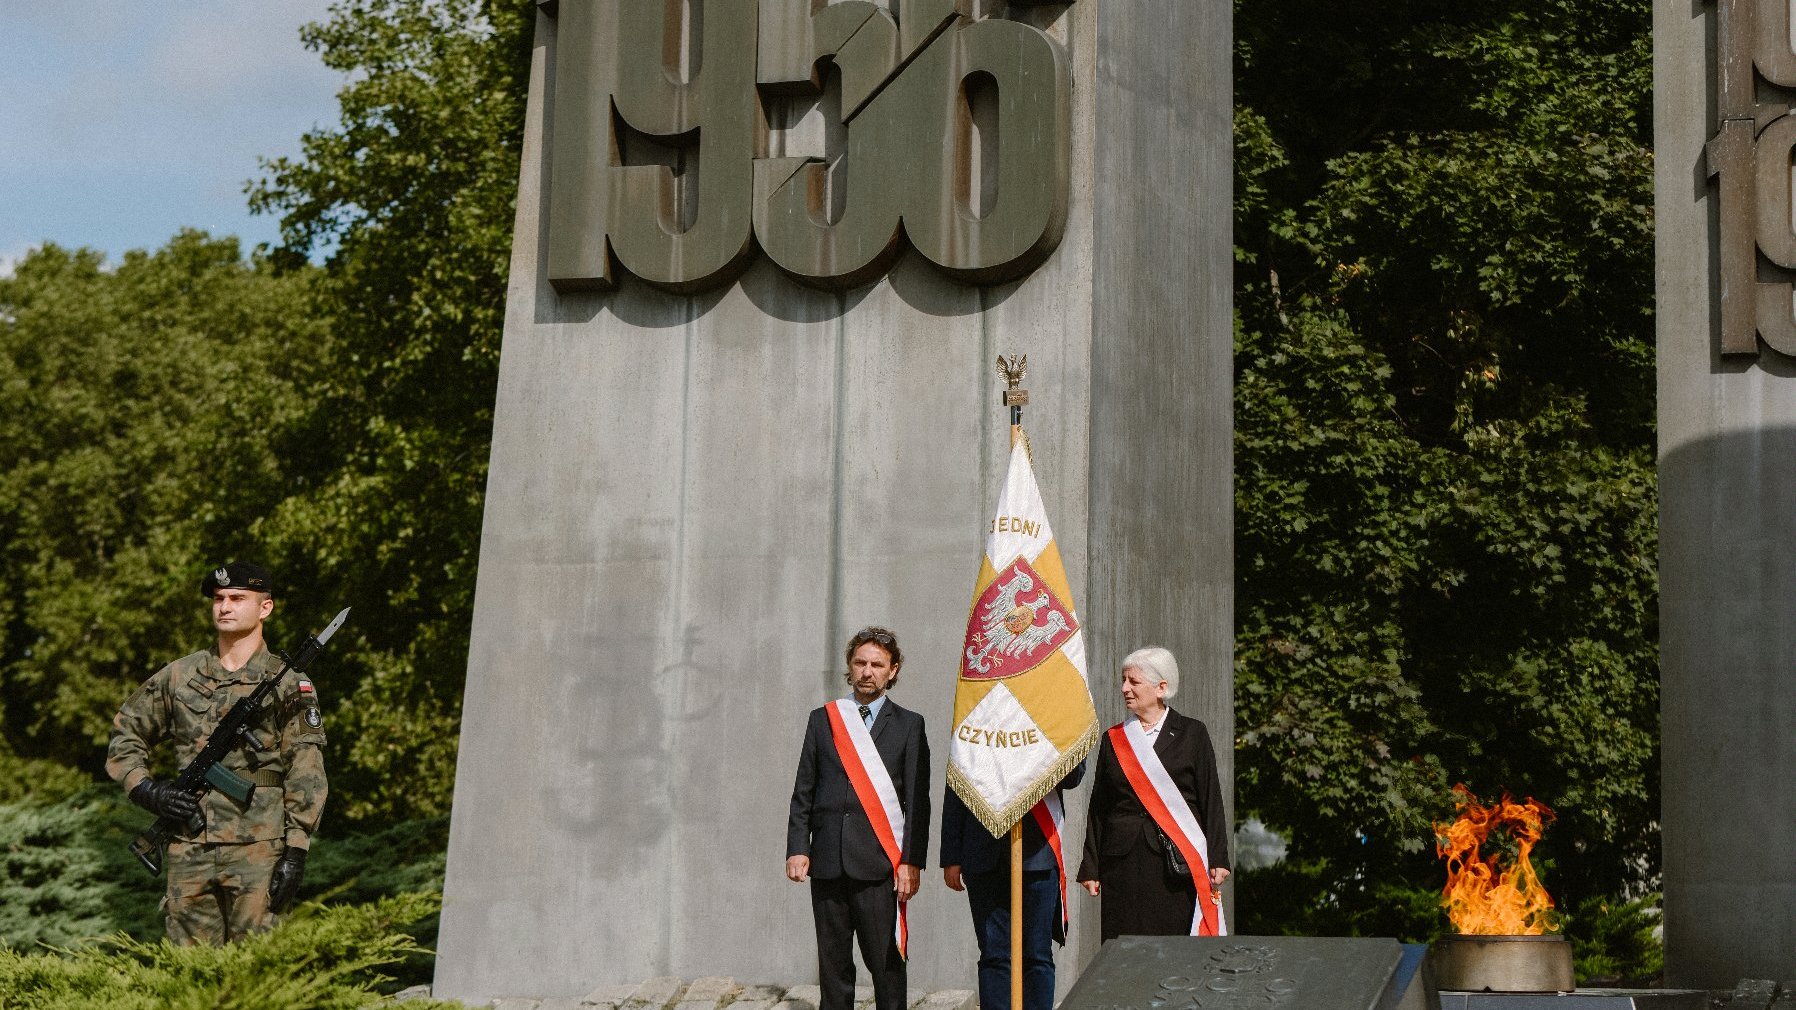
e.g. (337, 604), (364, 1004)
(1232, 0), (1658, 946)
(1567, 894), (1664, 987)
(0, 234), (320, 777)
(1237, 863), (1446, 943)
(247, 0), (534, 824)
(0, 892), (457, 1009)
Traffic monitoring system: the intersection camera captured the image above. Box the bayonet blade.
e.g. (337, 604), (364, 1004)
(315, 607), (351, 646)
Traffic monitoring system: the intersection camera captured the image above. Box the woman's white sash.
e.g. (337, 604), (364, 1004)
(1110, 716), (1226, 936)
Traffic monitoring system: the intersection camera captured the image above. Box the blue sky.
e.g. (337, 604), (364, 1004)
(0, 3), (344, 275)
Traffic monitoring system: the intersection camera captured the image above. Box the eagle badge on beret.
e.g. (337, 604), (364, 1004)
(214, 567), (231, 587)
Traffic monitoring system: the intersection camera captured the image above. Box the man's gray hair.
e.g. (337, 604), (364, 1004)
(1121, 646), (1180, 700)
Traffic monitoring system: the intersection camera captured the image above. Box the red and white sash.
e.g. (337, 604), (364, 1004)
(1109, 717), (1227, 936)
(1026, 791), (1070, 941)
(825, 699), (909, 959)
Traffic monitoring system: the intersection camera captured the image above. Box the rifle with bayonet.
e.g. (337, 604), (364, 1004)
(128, 607), (350, 875)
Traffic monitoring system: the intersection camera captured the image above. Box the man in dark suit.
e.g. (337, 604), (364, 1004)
(940, 763), (1084, 1010)
(787, 627), (931, 1010)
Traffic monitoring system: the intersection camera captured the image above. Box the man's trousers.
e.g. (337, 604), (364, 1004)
(964, 867), (1060, 1010)
(810, 876), (905, 1010)
(164, 839), (279, 945)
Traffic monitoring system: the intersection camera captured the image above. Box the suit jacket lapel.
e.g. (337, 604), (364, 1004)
(1153, 708), (1181, 760)
(870, 699), (896, 744)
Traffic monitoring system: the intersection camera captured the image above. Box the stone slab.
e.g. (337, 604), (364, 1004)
(1059, 936), (1406, 1010)
(909, 991), (973, 1010)
(684, 978), (738, 1003)
(586, 985), (646, 1008)
(626, 978), (686, 1008)
(1726, 981), (1779, 1010)
(777, 986), (822, 1010)
(1437, 992), (1708, 1010)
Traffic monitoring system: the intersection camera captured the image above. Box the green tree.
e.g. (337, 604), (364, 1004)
(0, 233), (319, 786)
(1232, 0), (1658, 939)
(249, 0), (534, 823)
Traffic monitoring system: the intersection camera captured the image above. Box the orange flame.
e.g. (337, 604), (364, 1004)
(1434, 784), (1561, 935)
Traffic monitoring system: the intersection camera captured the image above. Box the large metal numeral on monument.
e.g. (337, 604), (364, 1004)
(543, 0), (1071, 293)
(1707, 0), (1796, 356)
(547, 0), (760, 293)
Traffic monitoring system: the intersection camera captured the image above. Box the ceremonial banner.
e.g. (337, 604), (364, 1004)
(948, 432), (1099, 836)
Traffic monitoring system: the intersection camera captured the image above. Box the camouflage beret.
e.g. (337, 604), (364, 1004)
(200, 561), (276, 599)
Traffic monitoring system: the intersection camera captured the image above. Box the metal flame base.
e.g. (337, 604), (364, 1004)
(1431, 934), (1576, 993)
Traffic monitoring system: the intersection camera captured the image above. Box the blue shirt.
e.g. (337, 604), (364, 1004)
(852, 694), (888, 728)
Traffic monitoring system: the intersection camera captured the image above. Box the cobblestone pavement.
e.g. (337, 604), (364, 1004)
(392, 975), (976, 1010)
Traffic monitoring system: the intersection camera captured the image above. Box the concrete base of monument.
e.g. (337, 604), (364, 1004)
(390, 976), (976, 1010)
(1058, 935), (1428, 1010)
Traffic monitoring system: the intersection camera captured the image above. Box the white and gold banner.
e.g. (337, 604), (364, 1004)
(947, 431), (1099, 836)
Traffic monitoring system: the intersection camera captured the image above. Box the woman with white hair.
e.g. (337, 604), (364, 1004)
(1074, 646), (1231, 939)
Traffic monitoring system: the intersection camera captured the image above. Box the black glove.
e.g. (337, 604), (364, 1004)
(129, 778), (200, 821)
(269, 846), (307, 913)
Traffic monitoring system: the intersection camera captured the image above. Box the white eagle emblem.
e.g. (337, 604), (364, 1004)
(214, 566), (231, 587)
(962, 558), (1077, 680)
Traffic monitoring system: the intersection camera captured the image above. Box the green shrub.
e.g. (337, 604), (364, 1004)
(304, 816), (448, 988)
(0, 787), (448, 960)
(306, 816), (447, 907)
(0, 892), (462, 1009)
(0, 786), (163, 948)
(1236, 859), (1447, 942)
(1565, 893), (1663, 987)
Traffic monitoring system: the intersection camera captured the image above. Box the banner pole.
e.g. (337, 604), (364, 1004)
(998, 352), (1029, 1010)
(1011, 821), (1024, 1010)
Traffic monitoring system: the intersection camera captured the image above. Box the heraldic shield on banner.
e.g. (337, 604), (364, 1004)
(948, 433), (1100, 837)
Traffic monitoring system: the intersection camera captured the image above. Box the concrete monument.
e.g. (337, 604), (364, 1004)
(1657, 0), (1796, 987)
(435, 0), (1233, 1001)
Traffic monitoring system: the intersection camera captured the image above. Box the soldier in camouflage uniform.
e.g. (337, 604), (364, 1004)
(106, 561), (328, 945)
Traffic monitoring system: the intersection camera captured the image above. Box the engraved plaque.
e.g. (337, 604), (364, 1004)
(1060, 936), (1412, 1010)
